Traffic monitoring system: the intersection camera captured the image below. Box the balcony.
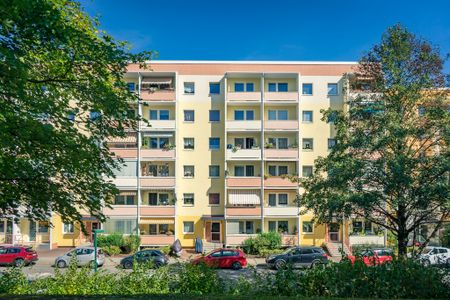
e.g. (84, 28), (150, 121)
(140, 90), (176, 102)
(264, 206), (299, 217)
(140, 206), (175, 217)
(103, 205), (137, 216)
(264, 177), (298, 189)
(226, 177), (261, 188)
(226, 206), (261, 217)
(112, 178), (137, 189)
(226, 120), (261, 131)
(226, 234), (257, 245)
(110, 148), (138, 159)
(264, 149), (298, 160)
(227, 92), (261, 102)
(349, 235), (384, 246)
(141, 120), (175, 131)
(141, 149), (175, 160)
(264, 121), (298, 131)
(226, 149), (261, 160)
(140, 177), (176, 188)
(265, 92), (298, 102)
(140, 235), (175, 245)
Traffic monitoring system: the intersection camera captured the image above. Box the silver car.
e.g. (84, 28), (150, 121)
(55, 247), (105, 268)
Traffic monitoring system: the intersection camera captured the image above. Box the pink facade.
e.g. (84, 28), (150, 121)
(141, 149), (175, 159)
(140, 90), (176, 101)
(226, 234), (256, 245)
(265, 92), (298, 102)
(227, 177), (261, 188)
(103, 206), (137, 216)
(111, 148), (138, 158)
(140, 206), (175, 216)
(264, 177), (298, 188)
(264, 121), (299, 131)
(140, 235), (175, 245)
(227, 92), (261, 102)
(226, 207), (261, 216)
(264, 149), (298, 160)
(140, 177), (176, 188)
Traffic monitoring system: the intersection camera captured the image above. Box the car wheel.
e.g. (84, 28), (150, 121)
(14, 258), (25, 267)
(310, 260), (322, 269)
(231, 261), (242, 270)
(154, 261), (163, 269)
(56, 260), (67, 268)
(123, 261), (133, 269)
(422, 259), (431, 267)
(275, 259), (286, 270)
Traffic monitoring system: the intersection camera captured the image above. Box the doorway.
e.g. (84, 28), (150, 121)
(329, 223), (340, 242)
(211, 222), (221, 242)
(29, 221), (36, 242)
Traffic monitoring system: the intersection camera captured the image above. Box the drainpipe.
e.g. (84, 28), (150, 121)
(260, 74), (265, 233)
(137, 72), (142, 236)
(223, 75), (228, 246)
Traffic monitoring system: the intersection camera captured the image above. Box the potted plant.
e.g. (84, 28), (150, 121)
(264, 142), (274, 149)
(163, 143), (175, 151)
(167, 230), (174, 236)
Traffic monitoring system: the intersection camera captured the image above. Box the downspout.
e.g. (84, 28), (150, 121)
(137, 72), (142, 236)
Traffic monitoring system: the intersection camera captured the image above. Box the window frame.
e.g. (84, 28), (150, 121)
(209, 82), (220, 94)
(184, 110), (195, 122)
(209, 137), (220, 150)
(183, 165), (195, 178)
(208, 193), (220, 206)
(302, 111), (313, 123)
(209, 110), (220, 122)
(302, 221), (314, 234)
(183, 193), (195, 206)
(63, 223), (74, 234)
(302, 165), (313, 177)
(302, 138), (314, 150)
(183, 221), (195, 234)
(302, 83), (313, 95)
(183, 138), (195, 150)
(327, 83), (338, 96)
(184, 82), (195, 94)
(209, 165), (220, 178)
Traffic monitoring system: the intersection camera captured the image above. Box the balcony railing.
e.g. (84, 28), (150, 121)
(140, 177), (176, 188)
(226, 148), (261, 160)
(103, 205), (137, 216)
(264, 120), (298, 131)
(226, 120), (261, 131)
(141, 149), (175, 160)
(226, 234), (257, 245)
(140, 235), (175, 245)
(349, 235), (384, 246)
(264, 148), (298, 160)
(110, 148), (138, 159)
(227, 92), (261, 102)
(141, 120), (176, 131)
(140, 89), (176, 102)
(264, 206), (299, 216)
(112, 178), (138, 188)
(226, 206), (261, 216)
(265, 92), (298, 102)
(140, 206), (175, 216)
(264, 177), (298, 189)
(226, 177), (261, 188)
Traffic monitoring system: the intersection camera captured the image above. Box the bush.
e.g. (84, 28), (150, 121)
(102, 245), (121, 256)
(172, 263), (223, 295)
(122, 235), (141, 254)
(242, 232), (282, 255)
(97, 232), (124, 248)
(96, 233), (140, 254)
(159, 245), (171, 255)
(258, 248), (285, 257)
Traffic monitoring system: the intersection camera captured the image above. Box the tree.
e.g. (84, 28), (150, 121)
(298, 24), (449, 256)
(0, 0), (154, 225)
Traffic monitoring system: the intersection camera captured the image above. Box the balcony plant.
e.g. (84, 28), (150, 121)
(264, 142), (274, 149)
(231, 145), (240, 153)
(166, 230), (174, 236)
(289, 142), (298, 149)
(163, 143), (175, 151)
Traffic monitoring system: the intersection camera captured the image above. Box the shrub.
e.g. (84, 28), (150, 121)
(172, 263), (223, 295)
(102, 245), (121, 256)
(242, 232), (282, 255)
(159, 245), (171, 255)
(258, 248), (285, 257)
(122, 235), (141, 254)
(97, 232), (124, 248)
(96, 233), (140, 254)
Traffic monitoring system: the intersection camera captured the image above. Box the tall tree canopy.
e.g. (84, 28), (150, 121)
(299, 25), (449, 256)
(0, 0), (153, 224)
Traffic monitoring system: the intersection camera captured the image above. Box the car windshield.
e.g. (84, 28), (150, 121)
(282, 248), (296, 255)
(0, 248), (7, 254)
(422, 248), (433, 254)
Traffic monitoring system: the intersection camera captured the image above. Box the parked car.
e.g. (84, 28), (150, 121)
(54, 247), (105, 268)
(0, 246), (38, 267)
(120, 249), (169, 269)
(347, 248), (393, 266)
(266, 247), (328, 270)
(191, 248), (247, 270)
(418, 247), (450, 266)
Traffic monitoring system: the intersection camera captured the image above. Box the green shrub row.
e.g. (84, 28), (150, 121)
(2, 259), (448, 298)
(242, 232), (282, 256)
(96, 233), (140, 255)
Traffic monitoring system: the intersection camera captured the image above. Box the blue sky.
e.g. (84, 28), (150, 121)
(82, 0), (450, 71)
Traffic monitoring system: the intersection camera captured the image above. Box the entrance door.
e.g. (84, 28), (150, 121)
(329, 223), (340, 242)
(211, 222), (221, 242)
(29, 221), (36, 242)
(91, 222), (100, 242)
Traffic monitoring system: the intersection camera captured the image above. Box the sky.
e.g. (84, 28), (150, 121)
(82, 0), (450, 71)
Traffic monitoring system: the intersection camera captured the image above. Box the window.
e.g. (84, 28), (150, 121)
(328, 139), (336, 149)
(183, 221), (194, 233)
(209, 193), (220, 205)
(114, 195), (135, 205)
(209, 138), (220, 150)
(234, 110), (254, 121)
(143, 137), (168, 149)
(234, 165), (254, 176)
(38, 221), (49, 233)
(234, 137), (255, 149)
(268, 165), (288, 176)
(63, 223), (74, 234)
(89, 111), (101, 121)
(327, 83), (338, 95)
(183, 138), (194, 150)
(209, 82), (220, 94)
(268, 110), (288, 120)
(302, 111), (313, 122)
(302, 166), (313, 177)
(268, 83), (277, 92)
(159, 110), (169, 120)
(148, 193), (158, 206)
(267, 137), (288, 149)
(302, 83), (313, 95)
(0, 221), (4, 233)
(127, 82), (135, 92)
(268, 221), (277, 232)
(103, 219), (136, 234)
(183, 165), (195, 177)
(302, 138), (313, 150)
(149, 110), (158, 120)
(278, 194), (288, 206)
(302, 221), (313, 233)
(278, 83), (288, 92)
(209, 165), (220, 177)
(278, 221), (289, 233)
(149, 109), (169, 120)
(245, 165), (255, 176)
(235, 166), (245, 176)
(184, 82), (195, 94)
(327, 111), (338, 123)
(209, 110), (220, 122)
(268, 194), (277, 206)
(149, 224), (158, 235)
(159, 193), (169, 205)
(234, 83), (244, 92)
(246, 83), (254, 92)
(239, 221), (254, 234)
(268, 82), (288, 92)
(183, 193), (194, 206)
(184, 110), (194, 122)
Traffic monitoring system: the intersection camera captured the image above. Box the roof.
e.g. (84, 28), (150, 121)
(145, 60), (358, 65)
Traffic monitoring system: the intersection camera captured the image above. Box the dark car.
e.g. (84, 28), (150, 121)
(120, 249), (168, 269)
(0, 246), (38, 267)
(266, 247), (328, 270)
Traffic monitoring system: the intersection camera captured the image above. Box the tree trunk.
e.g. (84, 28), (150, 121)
(397, 229), (408, 257)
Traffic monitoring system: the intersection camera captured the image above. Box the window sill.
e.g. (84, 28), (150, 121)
(209, 204), (220, 207)
(183, 176), (194, 179)
(302, 232), (314, 235)
(183, 148), (195, 151)
(302, 149), (313, 151)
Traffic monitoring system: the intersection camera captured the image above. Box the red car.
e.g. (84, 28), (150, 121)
(191, 248), (247, 270)
(0, 246), (39, 267)
(347, 248), (393, 266)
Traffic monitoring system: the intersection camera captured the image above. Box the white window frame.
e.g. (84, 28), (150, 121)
(302, 138), (314, 150)
(302, 221), (314, 234)
(268, 165), (289, 176)
(302, 83), (313, 95)
(183, 137), (195, 150)
(183, 165), (195, 178)
(183, 193), (195, 206)
(302, 111), (313, 123)
(302, 165), (313, 177)
(183, 221), (195, 233)
(63, 223), (74, 234)
(184, 82), (195, 94)
(327, 83), (339, 96)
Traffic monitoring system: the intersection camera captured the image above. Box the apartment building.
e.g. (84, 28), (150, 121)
(1, 61), (391, 250)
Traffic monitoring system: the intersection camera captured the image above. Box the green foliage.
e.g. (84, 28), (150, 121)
(97, 233), (124, 248)
(243, 232), (282, 255)
(159, 245), (171, 255)
(102, 245), (121, 256)
(441, 223), (450, 247)
(258, 248), (285, 257)
(122, 235), (141, 253)
(97, 233), (140, 254)
(0, 0), (154, 224)
(172, 263), (223, 295)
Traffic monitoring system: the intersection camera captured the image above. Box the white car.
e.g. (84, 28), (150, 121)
(418, 247), (450, 266)
(54, 247), (105, 268)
